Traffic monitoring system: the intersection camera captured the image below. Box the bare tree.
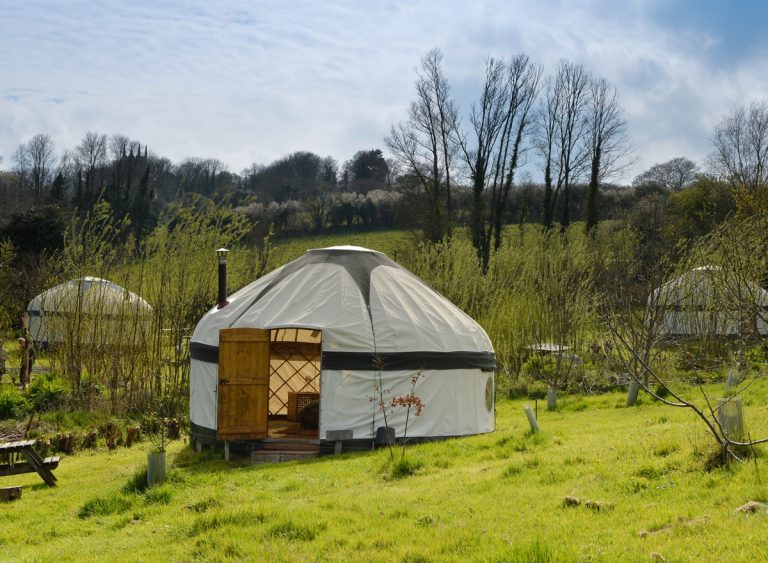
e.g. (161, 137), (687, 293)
(386, 48), (458, 243)
(109, 135), (130, 161)
(459, 54), (541, 270)
(77, 131), (108, 203)
(12, 143), (30, 200)
(538, 61), (591, 229)
(584, 78), (632, 233)
(632, 157), (699, 191)
(26, 133), (56, 202)
(710, 100), (768, 189)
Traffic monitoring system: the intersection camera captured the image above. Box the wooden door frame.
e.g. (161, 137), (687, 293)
(216, 327), (271, 441)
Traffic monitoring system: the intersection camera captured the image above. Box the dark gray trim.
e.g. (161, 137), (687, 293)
(190, 342), (495, 371)
(321, 351), (496, 371)
(190, 342), (219, 364)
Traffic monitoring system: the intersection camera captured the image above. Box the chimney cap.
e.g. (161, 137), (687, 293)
(216, 247), (229, 255)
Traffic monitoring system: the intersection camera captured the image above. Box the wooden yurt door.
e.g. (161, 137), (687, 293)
(217, 328), (270, 440)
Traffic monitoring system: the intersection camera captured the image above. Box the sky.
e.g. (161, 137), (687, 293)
(2, 0), (768, 183)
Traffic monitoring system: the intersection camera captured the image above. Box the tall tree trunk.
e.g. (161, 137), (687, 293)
(586, 148), (601, 234)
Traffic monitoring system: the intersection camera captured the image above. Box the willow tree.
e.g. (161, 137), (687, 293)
(525, 228), (595, 408)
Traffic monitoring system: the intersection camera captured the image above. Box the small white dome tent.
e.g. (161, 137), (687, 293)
(26, 277), (153, 347)
(189, 246), (496, 450)
(652, 266), (768, 337)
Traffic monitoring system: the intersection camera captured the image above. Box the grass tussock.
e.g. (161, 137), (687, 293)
(389, 458), (424, 479)
(266, 520), (323, 541)
(78, 494), (133, 519)
(188, 510), (268, 537)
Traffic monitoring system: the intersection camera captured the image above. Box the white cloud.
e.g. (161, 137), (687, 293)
(2, 0), (768, 183)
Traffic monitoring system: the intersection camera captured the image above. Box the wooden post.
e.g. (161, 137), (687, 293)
(524, 403), (540, 433)
(224, 440), (230, 461)
(19, 321), (30, 390)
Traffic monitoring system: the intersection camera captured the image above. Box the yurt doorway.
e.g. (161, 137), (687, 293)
(216, 328), (321, 443)
(267, 328), (322, 439)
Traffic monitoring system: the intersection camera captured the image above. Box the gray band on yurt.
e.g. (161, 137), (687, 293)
(321, 350), (497, 371)
(190, 343), (496, 371)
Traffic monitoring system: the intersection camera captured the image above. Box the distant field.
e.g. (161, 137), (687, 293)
(269, 229), (413, 267)
(2, 382), (768, 561)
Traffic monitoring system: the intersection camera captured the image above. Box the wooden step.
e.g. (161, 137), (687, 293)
(261, 442), (320, 453)
(251, 450), (320, 464)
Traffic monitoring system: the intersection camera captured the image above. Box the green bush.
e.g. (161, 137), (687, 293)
(26, 372), (68, 412)
(0, 388), (31, 420)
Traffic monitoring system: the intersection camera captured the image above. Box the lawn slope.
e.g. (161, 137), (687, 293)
(2, 388), (768, 562)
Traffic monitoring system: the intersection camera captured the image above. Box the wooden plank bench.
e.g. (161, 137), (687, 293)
(0, 440), (59, 487)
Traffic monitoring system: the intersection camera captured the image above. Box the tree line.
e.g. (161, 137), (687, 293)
(1, 49), (766, 266)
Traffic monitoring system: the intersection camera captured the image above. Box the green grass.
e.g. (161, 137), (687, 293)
(2, 386), (768, 561)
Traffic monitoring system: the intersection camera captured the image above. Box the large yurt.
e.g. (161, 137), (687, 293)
(189, 246), (496, 449)
(652, 266), (768, 337)
(26, 277), (153, 347)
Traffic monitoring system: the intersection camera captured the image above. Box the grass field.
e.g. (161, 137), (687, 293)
(2, 383), (768, 562)
(269, 229), (412, 267)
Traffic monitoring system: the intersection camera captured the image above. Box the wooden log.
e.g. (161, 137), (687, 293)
(0, 486), (21, 502)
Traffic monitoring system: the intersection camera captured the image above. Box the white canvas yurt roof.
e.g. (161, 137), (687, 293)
(27, 277), (152, 345)
(652, 266), (768, 336)
(190, 246), (496, 442)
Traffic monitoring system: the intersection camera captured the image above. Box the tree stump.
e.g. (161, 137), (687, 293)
(0, 486), (22, 502)
(126, 427), (140, 447)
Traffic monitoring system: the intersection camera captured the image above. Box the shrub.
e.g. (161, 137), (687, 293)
(0, 388), (31, 420)
(26, 372), (68, 412)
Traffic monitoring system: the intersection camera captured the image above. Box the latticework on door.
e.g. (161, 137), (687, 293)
(268, 328), (321, 416)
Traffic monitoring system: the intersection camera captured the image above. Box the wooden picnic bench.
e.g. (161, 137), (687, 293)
(0, 440), (59, 487)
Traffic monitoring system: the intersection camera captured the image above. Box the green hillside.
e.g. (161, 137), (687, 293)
(2, 387), (767, 562)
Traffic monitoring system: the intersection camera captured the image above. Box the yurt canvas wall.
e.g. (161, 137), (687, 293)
(189, 246), (496, 445)
(652, 267), (768, 337)
(27, 277), (153, 347)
